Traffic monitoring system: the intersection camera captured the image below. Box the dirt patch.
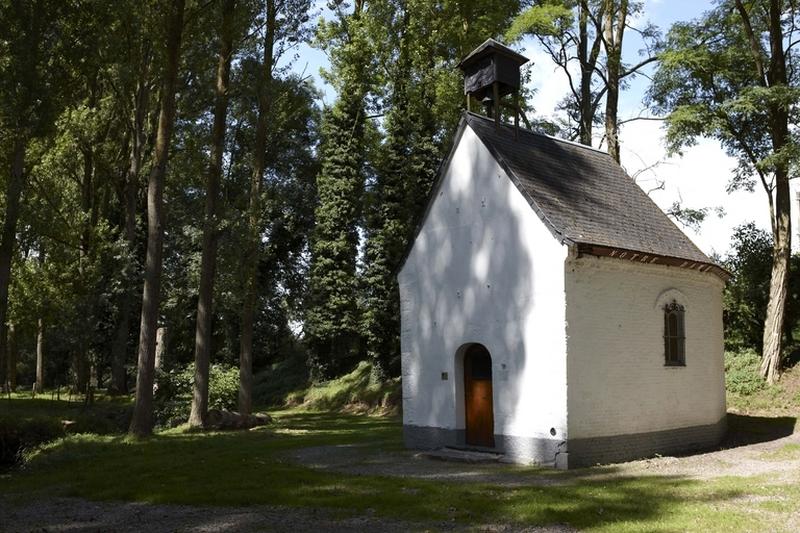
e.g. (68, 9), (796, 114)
(0, 496), (575, 533)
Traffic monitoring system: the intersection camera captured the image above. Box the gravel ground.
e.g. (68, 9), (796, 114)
(0, 496), (575, 533)
(287, 430), (800, 485)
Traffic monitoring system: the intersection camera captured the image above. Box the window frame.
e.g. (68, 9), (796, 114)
(663, 300), (686, 367)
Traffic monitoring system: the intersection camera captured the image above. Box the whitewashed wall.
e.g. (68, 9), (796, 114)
(398, 125), (570, 446)
(565, 254), (727, 439)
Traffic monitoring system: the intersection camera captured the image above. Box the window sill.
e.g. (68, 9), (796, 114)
(664, 363), (686, 368)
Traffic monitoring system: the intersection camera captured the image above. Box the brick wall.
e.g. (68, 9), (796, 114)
(565, 253), (727, 440)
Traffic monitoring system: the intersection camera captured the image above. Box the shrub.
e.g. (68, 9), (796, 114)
(0, 416), (64, 466)
(725, 350), (766, 395)
(154, 364), (239, 427)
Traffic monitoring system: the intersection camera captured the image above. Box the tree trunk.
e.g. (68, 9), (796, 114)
(110, 50), (151, 395)
(154, 326), (169, 369)
(0, 325), (4, 390)
(7, 323), (16, 391)
(238, 0), (275, 415)
(36, 318), (44, 393)
(190, 0), (236, 427)
(761, 187), (790, 383)
(129, 0), (186, 438)
(74, 146), (94, 393)
(759, 0), (792, 384)
(578, 1), (592, 145)
(0, 137), (26, 392)
(603, 0), (627, 163)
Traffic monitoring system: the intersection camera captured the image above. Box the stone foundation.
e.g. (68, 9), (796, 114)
(403, 425), (564, 467)
(566, 416), (727, 468)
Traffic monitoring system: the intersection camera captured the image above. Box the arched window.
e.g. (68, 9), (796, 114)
(664, 301), (685, 366)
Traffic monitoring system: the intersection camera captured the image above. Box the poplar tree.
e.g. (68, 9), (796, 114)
(189, 0), (237, 427)
(129, 0), (186, 437)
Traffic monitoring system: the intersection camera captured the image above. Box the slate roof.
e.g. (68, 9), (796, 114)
(463, 112), (717, 267)
(457, 38), (529, 68)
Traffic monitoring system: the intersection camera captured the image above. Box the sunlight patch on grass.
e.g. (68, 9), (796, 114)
(2, 410), (798, 532)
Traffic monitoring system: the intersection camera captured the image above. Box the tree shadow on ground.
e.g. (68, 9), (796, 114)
(1, 410), (786, 531)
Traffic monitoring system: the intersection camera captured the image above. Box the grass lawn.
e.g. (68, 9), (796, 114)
(2, 402), (799, 532)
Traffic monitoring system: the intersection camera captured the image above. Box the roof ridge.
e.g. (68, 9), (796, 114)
(464, 111), (610, 156)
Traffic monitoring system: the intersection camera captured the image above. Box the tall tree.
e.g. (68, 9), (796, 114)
(237, 0), (313, 413)
(189, 0), (237, 427)
(362, 4), (438, 377)
(130, 0), (186, 437)
(601, 0), (627, 162)
(0, 0), (64, 391)
(6, 322), (16, 390)
(649, 0), (798, 383)
(110, 7), (155, 395)
(306, 0), (374, 380)
(722, 223), (800, 353)
(507, 0), (598, 143)
(507, 0), (658, 155)
(238, 0), (276, 415)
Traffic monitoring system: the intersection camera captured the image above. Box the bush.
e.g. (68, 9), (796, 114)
(0, 416), (64, 466)
(154, 364), (239, 427)
(725, 350), (766, 395)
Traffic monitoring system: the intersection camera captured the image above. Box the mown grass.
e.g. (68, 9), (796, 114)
(2, 410), (799, 532)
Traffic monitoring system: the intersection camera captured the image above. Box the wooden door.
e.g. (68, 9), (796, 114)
(464, 344), (494, 448)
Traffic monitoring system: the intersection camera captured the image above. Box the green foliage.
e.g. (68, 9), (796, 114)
(722, 223), (800, 352)
(648, 2), (800, 191)
(506, 0), (574, 41)
(306, 9), (375, 380)
(362, 28), (440, 375)
(154, 364), (239, 427)
(0, 396), (131, 465)
(725, 350), (766, 396)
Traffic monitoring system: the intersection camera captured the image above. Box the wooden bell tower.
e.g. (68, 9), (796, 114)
(458, 39), (529, 134)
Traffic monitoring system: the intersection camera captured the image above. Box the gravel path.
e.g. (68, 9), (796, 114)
(288, 429), (800, 485)
(0, 496), (575, 533)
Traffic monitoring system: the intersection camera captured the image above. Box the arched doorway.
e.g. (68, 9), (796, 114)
(463, 344), (494, 448)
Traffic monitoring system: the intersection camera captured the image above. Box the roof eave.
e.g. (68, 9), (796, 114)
(574, 243), (732, 282)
